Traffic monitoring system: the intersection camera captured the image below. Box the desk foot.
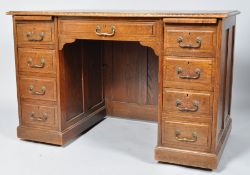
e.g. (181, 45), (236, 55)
(17, 106), (106, 145)
(155, 118), (232, 169)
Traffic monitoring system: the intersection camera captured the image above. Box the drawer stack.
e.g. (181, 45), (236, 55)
(15, 19), (59, 134)
(161, 23), (217, 152)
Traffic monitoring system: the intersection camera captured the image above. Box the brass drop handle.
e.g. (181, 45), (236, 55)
(95, 25), (116, 37)
(176, 67), (201, 79)
(27, 58), (45, 68)
(177, 36), (202, 48)
(176, 99), (199, 112)
(175, 130), (197, 142)
(29, 85), (46, 95)
(26, 31), (45, 41)
(30, 112), (48, 122)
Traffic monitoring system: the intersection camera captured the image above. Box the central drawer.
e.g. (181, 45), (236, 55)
(59, 19), (158, 41)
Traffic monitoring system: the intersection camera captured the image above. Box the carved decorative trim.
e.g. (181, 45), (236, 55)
(59, 38), (77, 50)
(59, 37), (161, 57)
(139, 41), (161, 57)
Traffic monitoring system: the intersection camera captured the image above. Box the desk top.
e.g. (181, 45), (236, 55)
(7, 10), (240, 18)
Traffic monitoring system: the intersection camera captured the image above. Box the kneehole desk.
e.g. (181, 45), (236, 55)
(7, 10), (240, 169)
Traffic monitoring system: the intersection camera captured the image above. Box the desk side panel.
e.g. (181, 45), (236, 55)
(213, 16), (236, 159)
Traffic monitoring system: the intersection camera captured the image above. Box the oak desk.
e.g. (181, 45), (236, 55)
(7, 10), (240, 169)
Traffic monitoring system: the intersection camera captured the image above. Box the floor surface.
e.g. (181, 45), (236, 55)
(0, 104), (249, 175)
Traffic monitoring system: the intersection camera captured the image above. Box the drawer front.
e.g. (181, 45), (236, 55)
(19, 76), (56, 101)
(21, 103), (56, 128)
(59, 19), (157, 40)
(16, 22), (54, 45)
(162, 121), (210, 152)
(163, 57), (212, 91)
(164, 24), (216, 57)
(18, 48), (56, 74)
(163, 89), (212, 116)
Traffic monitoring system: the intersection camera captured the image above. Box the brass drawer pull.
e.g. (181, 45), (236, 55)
(176, 67), (201, 79)
(30, 112), (48, 122)
(29, 85), (46, 95)
(95, 25), (116, 37)
(27, 58), (45, 68)
(26, 31), (45, 41)
(177, 36), (202, 49)
(175, 130), (197, 142)
(176, 99), (199, 112)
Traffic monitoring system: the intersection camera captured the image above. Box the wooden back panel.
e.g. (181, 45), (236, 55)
(103, 41), (158, 121)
